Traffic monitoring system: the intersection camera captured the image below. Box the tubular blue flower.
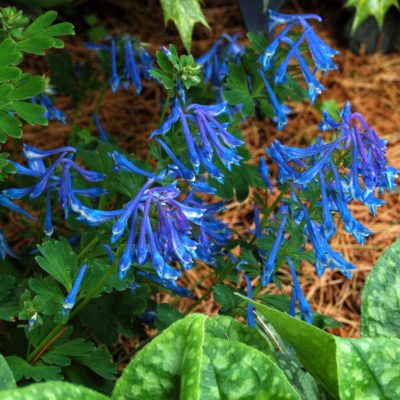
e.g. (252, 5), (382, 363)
(301, 203), (356, 276)
(32, 93), (66, 124)
(109, 37), (120, 92)
(44, 191), (53, 237)
(118, 211), (137, 279)
(243, 273), (256, 328)
(155, 138), (195, 181)
(23, 144), (75, 160)
(286, 257), (313, 323)
(257, 69), (288, 130)
(267, 10), (322, 32)
(261, 213), (287, 285)
(111, 178), (155, 243)
(109, 151), (161, 181)
(101, 244), (115, 264)
(0, 195), (33, 220)
(62, 263), (88, 315)
(0, 228), (18, 260)
(258, 155), (273, 193)
(123, 37), (142, 93)
(274, 26), (312, 85)
(330, 161), (372, 244)
(91, 113), (110, 143)
(27, 313), (38, 332)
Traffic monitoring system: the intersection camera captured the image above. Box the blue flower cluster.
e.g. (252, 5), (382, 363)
(3, 144), (230, 308)
(3, 144), (107, 237)
(86, 35), (153, 94)
(258, 10), (339, 129)
(197, 33), (244, 87)
(251, 102), (398, 322)
(150, 100), (244, 185)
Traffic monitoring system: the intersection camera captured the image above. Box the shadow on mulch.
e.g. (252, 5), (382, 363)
(15, 0), (400, 338)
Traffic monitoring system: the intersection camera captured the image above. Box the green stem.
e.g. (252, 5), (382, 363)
(78, 236), (100, 262)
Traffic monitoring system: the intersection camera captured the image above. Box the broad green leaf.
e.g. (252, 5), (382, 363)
(0, 354), (16, 390)
(9, 101), (47, 125)
(200, 337), (299, 400)
(12, 76), (44, 100)
(361, 240), (400, 338)
(238, 296), (339, 398)
(241, 295), (400, 399)
(275, 353), (328, 400)
(6, 356), (62, 382)
(159, 0), (209, 52)
(35, 239), (78, 290)
(345, 0), (399, 31)
(204, 315), (274, 356)
(113, 314), (300, 400)
(0, 381), (108, 400)
(336, 337), (400, 399)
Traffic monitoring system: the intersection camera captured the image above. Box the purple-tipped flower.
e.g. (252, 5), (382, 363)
(62, 263), (88, 315)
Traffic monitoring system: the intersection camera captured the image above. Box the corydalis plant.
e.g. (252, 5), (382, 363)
(248, 102), (398, 322)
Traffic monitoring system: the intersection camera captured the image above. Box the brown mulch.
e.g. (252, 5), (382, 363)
(20, 0), (400, 338)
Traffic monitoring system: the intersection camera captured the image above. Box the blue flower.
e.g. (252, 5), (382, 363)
(62, 263), (88, 315)
(197, 33), (244, 86)
(86, 35), (153, 94)
(0, 228), (18, 260)
(150, 100), (243, 181)
(257, 69), (288, 130)
(260, 10), (338, 107)
(243, 273), (256, 328)
(91, 113), (110, 143)
(286, 257), (313, 323)
(31, 93), (66, 124)
(261, 213), (287, 286)
(258, 155), (273, 193)
(4, 145), (109, 233)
